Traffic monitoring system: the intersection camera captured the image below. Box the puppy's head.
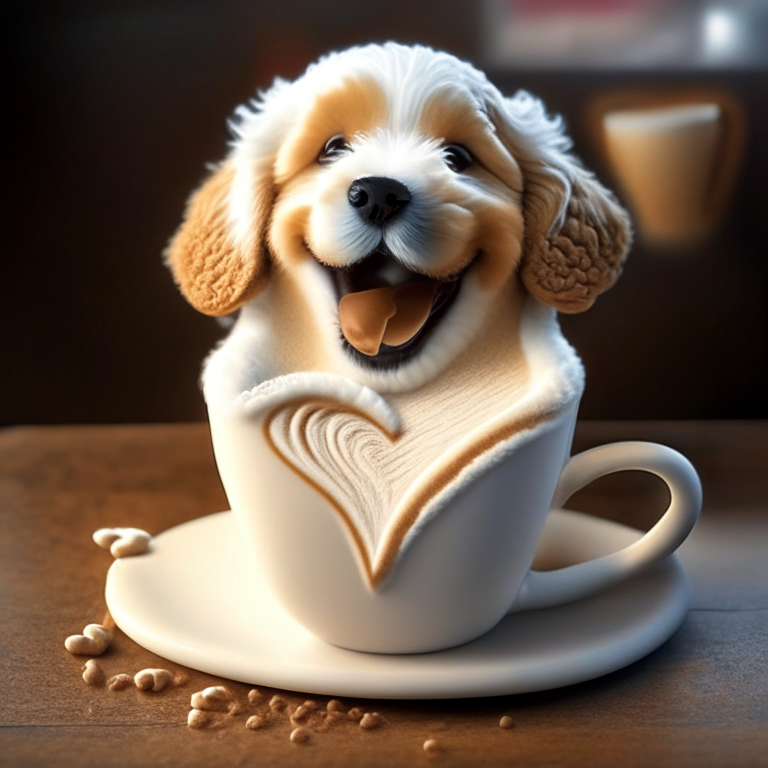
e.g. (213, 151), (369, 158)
(167, 44), (630, 388)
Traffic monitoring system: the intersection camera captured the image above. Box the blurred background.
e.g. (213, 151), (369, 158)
(6, 0), (768, 426)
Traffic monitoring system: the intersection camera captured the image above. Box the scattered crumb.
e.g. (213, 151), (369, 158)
(347, 707), (364, 721)
(327, 699), (345, 713)
(173, 671), (189, 687)
(423, 738), (441, 756)
(188, 710), (211, 730)
(270, 695), (288, 713)
(302, 699), (319, 711)
(82, 659), (105, 686)
(325, 711), (344, 726)
(360, 712), (385, 730)
(65, 624), (113, 656)
(291, 705), (310, 723)
(93, 527), (151, 558)
(246, 714), (266, 730)
(191, 686), (233, 713)
(107, 673), (133, 691)
(247, 688), (263, 705)
(499, 715), (514, 729)
(135, 668), (174, 692)
(290, 726), (310, 745)
(187, 709), (228, 730)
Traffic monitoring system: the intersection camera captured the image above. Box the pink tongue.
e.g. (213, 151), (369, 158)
(338, 282), (436, 356)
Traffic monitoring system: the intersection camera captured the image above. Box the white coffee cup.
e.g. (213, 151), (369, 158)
(207, 390), (701, 655)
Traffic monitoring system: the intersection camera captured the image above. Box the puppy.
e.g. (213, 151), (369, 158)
(166, 42), (630, 410)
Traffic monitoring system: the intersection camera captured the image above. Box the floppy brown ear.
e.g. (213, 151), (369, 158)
(165, 161), (272, 317)
(520, 165), (631, 313)
(490, 91), (632, 313)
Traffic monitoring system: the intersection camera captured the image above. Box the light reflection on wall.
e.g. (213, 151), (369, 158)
(483, 0), (768, 68)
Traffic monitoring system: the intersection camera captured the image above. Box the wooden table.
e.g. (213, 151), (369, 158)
(1, 422), (766, 767)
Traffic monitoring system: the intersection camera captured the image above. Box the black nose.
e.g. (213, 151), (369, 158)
(348, 177), (411, 225)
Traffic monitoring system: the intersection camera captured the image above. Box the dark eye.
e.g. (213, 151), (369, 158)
(319, 135), (350, 165)
(442, 144), (473, 173)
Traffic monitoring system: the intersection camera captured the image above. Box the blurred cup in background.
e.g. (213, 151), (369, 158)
(602, 103), (722, 245)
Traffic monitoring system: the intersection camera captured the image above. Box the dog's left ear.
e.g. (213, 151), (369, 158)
(490, 91), (632, 313)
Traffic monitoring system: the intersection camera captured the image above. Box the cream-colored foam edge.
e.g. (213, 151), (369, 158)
(374, 298), (584, 578)
(231, 372), (401, 435)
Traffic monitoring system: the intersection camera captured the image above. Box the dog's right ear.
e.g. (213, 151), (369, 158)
(165, 158), (273, 317)
(487, 90), (631, 313)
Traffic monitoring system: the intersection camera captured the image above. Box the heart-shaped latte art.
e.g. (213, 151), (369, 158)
(263, 395), (549, 588)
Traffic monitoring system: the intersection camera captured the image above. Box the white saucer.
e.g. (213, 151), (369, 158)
(106, 509), (690, 699)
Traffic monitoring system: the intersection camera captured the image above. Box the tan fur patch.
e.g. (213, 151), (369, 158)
(275, 77), (387, 184)
(269, 201), (311, 267)
(414, 92), (525, 287)
(416, 171), (523, 289)
(471, 200), (524, 292)
(291, 168), (355, 268)
(418, 93), (524, 192)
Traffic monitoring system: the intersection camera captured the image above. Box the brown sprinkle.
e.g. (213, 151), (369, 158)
(327, 699), (345, 713)
(247, 688), (263, 705)
(107, 673), (134, 691)
(187, 710), (218, 730)
(187, 709), (230, 730)
(191, 686), (233, 712)
(65, 624), (113, 656)
(173, 671), (189, 686)
(499, 715), (514, 729)
(423, 738), (441, 755)
(326, 711), (344, 725)
(82, 659), (105, 686)
(202, 685), (232, 702)
(191, 692), (228, 712)
(347, 707), (364, 722)
(134, 668), (174, 692)
(360, 712), (385, 730)
(270, 695), (288, 712)
(291, 705), (310, 723)
(245, 714), (266, 730)
(290, 726), (310, 744)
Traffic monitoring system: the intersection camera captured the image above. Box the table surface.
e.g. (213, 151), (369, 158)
(1, 421), (766, 768)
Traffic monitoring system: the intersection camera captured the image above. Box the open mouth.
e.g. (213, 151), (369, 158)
(317, 245), (472, 370)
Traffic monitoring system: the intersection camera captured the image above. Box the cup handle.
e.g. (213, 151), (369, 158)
(509, 441), (702, 613)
